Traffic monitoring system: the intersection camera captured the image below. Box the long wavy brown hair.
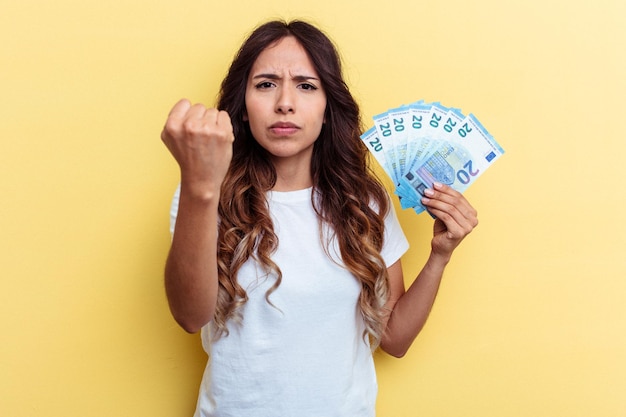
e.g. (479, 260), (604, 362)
(214, 20), (391, 346)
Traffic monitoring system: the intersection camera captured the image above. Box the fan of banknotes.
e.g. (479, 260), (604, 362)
(361, 100), (505, 215)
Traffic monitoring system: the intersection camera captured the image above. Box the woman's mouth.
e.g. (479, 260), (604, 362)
(270, 122), (299, 136)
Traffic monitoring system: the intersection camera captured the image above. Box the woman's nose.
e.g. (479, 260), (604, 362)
(275, 87), (294, 114)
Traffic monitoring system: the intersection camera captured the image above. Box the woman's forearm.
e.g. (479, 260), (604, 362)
(381, 252), (450, 357)
(165, 187), (220, 333)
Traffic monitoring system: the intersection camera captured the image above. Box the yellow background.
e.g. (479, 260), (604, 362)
(2, 0), (625, 415)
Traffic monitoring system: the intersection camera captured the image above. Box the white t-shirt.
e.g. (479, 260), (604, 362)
(170, 186), (409, 417)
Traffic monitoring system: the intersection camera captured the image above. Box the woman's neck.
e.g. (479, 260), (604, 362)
(271, 156), (313, 192)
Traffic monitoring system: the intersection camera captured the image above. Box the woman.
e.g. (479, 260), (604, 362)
(161, 19), (477, 417)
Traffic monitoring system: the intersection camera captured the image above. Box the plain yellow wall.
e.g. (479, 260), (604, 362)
(2, 0), (625, 415)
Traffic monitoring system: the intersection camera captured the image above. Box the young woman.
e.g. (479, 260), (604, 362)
(161, 19), (478, 417)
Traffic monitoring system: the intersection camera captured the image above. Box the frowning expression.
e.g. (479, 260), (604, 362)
(244, 36), (327, 166)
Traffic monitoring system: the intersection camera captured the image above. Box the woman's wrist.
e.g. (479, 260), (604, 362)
(427, 250), (452, 270)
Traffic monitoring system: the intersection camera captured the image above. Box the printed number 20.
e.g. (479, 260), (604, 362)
(369, 137), (383, 152)
(456, 160), (479, 184)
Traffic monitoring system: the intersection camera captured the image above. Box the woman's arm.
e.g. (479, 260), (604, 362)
(161, 99), (234, 333)
(380, 182), (478, 357)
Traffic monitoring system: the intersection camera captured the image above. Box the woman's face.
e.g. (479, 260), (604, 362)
(245, 36), (327, 167)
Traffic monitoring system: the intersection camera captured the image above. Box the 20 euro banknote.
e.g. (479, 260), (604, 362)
(361, 101), (505, 215)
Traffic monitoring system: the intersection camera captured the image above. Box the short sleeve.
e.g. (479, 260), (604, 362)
(381, 200), (410, 267)
(169, 184), (181, 236)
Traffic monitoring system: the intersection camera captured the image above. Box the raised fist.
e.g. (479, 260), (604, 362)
(161, 99), (234, 196)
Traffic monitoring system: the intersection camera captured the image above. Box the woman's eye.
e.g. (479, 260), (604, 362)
(256, 81), (275, 89)
(299, 83), (318, 91)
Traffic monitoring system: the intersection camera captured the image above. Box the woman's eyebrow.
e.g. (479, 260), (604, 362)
(251, 73), (320, 82)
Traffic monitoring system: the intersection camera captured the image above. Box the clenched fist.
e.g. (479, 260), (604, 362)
(161, 99), (234, 198)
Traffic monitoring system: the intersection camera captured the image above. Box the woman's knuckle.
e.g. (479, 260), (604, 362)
(183, 120), (201, 135)
(164, 119), (178, 134)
